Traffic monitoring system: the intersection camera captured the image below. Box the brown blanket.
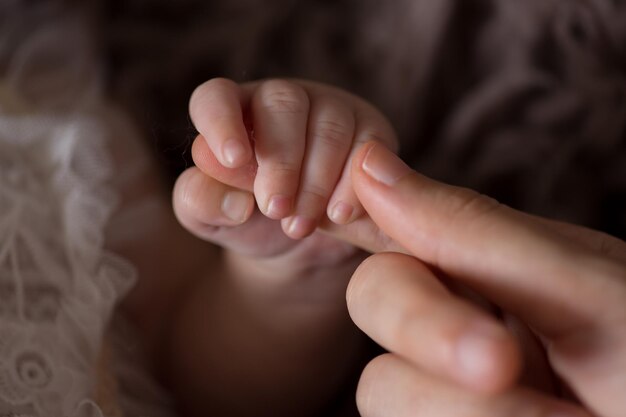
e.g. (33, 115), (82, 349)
(4, 0), (626, 236)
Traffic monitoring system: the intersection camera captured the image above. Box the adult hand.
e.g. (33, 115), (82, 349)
(344, 142), (626, 417)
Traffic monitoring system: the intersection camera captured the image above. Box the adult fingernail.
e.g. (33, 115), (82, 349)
(222, 139), (248, 167)
(329, 201), (354, 224)
(456, 322), (508, 382)
(266, 194), (291, 219)
(221, 190), (252, 223)
(362, 143), (411, 186)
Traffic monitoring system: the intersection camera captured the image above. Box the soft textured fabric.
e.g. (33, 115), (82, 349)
(0, 4), (176, 416)
(105, 0), (626, 236)
(1, 0), (625, 416)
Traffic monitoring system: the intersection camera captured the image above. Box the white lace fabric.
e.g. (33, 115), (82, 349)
(0, 104), (139, 416)
(0, 4), (182, 413)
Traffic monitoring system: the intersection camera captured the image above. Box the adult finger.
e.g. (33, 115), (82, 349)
(526, 215), (626, 263)
(189, 78), (253, 168)
(349, 142), (626, 417)
(347, 252), (521, 394)
(356, 353), (591, 417)
(350, 142), (626, 338)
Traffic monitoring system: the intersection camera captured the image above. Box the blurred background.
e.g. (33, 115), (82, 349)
(3, 0), (625, 237)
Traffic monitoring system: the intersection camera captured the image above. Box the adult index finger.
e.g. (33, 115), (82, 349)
(350, 142), (626, 339)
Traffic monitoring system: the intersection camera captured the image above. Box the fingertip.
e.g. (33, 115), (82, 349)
(264, 194), (293, 220)
(351, 140), (376, 167)
(282, 215), (317, 240)
(189, 77), (251, 169)
(172, 167), (255, 240)
(455, 321), (522, 394)
(328, 200), (366, 225)
(361, 142), (412, 187)
(327, 166), (366, 226)
(221, 137), (252, 168)
(221, 189), (255, 224)
(328, 201), (355, 225)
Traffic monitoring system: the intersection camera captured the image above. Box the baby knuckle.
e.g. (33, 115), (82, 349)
(358, 126), (396, 149)
(300, 184), (331, 205)
(258, 80), (308, 114)
(267, 160), (300, 177)
(313, 118), (352, 150)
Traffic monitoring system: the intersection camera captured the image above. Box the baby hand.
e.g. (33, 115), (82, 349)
(169, 79), (398, 415)
(175, 78), (397, 246)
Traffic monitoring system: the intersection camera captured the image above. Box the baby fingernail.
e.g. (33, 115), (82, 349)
(221, 190), (252, 223)
(266, 194), (291, 219)
(287, 216), (315, 239)
(222, 139), (248, 167)
(362, 143), (411, 186)
(329, 201), (354, 224)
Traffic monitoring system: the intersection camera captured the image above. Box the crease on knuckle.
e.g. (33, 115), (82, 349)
(595, 232), (626, 261)
(357, 127), (389, 145)
(432, 188), (502, 269)
(259, 81), (308, 114)
(445, 187), (502, 231)
(300, 184), (331, 206)
(371, 225), (399, 253)
(313, 119), (352, 150)
(265, 160), (300, 178)
(355, 107), (398, 149)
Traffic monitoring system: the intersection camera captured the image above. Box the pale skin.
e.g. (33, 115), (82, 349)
(115, 77), (626, 416)
(170, 78), (398, 417)
(344, 143), (626, 417)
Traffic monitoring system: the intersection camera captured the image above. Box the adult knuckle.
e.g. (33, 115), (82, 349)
(259, 80), (308, 114)
(595, 232), (626, 261)
(446, 187), (502, 230)
(598, 261), (626, 318)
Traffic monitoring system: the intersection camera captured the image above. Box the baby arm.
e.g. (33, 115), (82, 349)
(169, 78), (397, 417)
